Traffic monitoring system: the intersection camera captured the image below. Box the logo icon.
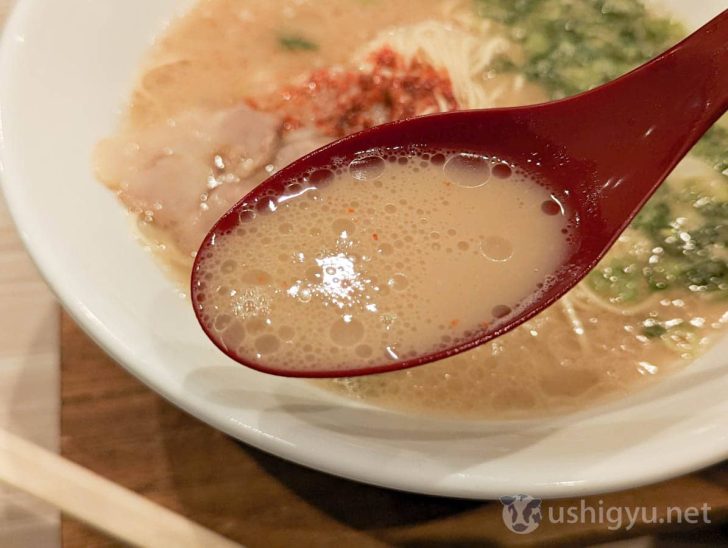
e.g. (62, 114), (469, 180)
(500, 494), (542, 534)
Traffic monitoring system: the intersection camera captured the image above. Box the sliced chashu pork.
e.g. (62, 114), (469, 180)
(96, 105), (330, 255)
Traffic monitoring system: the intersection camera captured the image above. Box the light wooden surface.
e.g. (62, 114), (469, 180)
(0, 6), (60, 548)
(0, 4), (61, 547)
(0, 428), (240, 547)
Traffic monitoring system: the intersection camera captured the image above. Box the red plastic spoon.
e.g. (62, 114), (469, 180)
(192, 10), (728, 377)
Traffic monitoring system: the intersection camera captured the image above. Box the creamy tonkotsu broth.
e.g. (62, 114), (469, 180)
(96, 0), (728, 418)
(193, 151), (571, 372)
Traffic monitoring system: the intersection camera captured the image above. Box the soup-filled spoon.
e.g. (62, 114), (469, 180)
(191, 10), (728, 378)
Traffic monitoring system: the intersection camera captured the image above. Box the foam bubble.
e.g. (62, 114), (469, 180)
(349, 156), (386, 181)
(492, 163), (513, 179)
(443, 153), (490, 188)
(492, 304), (512, 318)
(279, 326), (296, 341)
(387, 274), (409, 291)
(330, 317), (365, 346)
(377, 243), (394, 256)
(220, 322), (245, 350)
(541, 199), (562, 215)
(254, 334), (281, 355)
(214, 314), (232, 331)
(240, 269), (272, 285)
(332, 218), (356, 238)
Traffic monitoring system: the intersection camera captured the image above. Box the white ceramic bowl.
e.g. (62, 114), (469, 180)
(1, 0), (726, 499)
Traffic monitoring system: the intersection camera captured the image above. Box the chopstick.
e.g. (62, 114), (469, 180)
(0, 429), (240, 547)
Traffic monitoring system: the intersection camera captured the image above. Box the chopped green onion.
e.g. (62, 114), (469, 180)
(278, 35), (318, 51)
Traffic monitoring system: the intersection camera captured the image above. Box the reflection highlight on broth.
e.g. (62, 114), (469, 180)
(192, 150), (572, 374)
(95, 0), (728, 418)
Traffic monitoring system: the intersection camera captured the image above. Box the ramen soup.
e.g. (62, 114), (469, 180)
(95, 0), (728, 418)
(192, 151), (572, 373)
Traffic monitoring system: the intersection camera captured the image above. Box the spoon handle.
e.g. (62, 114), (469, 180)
(669, 8), (728, 127)
(525, 9), (728, 238)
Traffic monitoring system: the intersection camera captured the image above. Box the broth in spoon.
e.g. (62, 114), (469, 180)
(192, 148), (573, 375)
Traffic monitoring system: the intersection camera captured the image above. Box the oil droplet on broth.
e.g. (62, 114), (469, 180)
(193, 148), (572, 373)
(480, 236), (514, 262)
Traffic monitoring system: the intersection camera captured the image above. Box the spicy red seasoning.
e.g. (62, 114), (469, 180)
(252, 47), (458, 137)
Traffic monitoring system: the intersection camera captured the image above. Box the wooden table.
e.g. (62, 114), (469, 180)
(60, 313), (728, 547)
(0, 197), (59, 548)
(0, 0), (723, 544)
(0, 3), (60, 544)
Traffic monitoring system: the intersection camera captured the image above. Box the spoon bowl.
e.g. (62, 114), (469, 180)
(192, 9), (728, 378)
